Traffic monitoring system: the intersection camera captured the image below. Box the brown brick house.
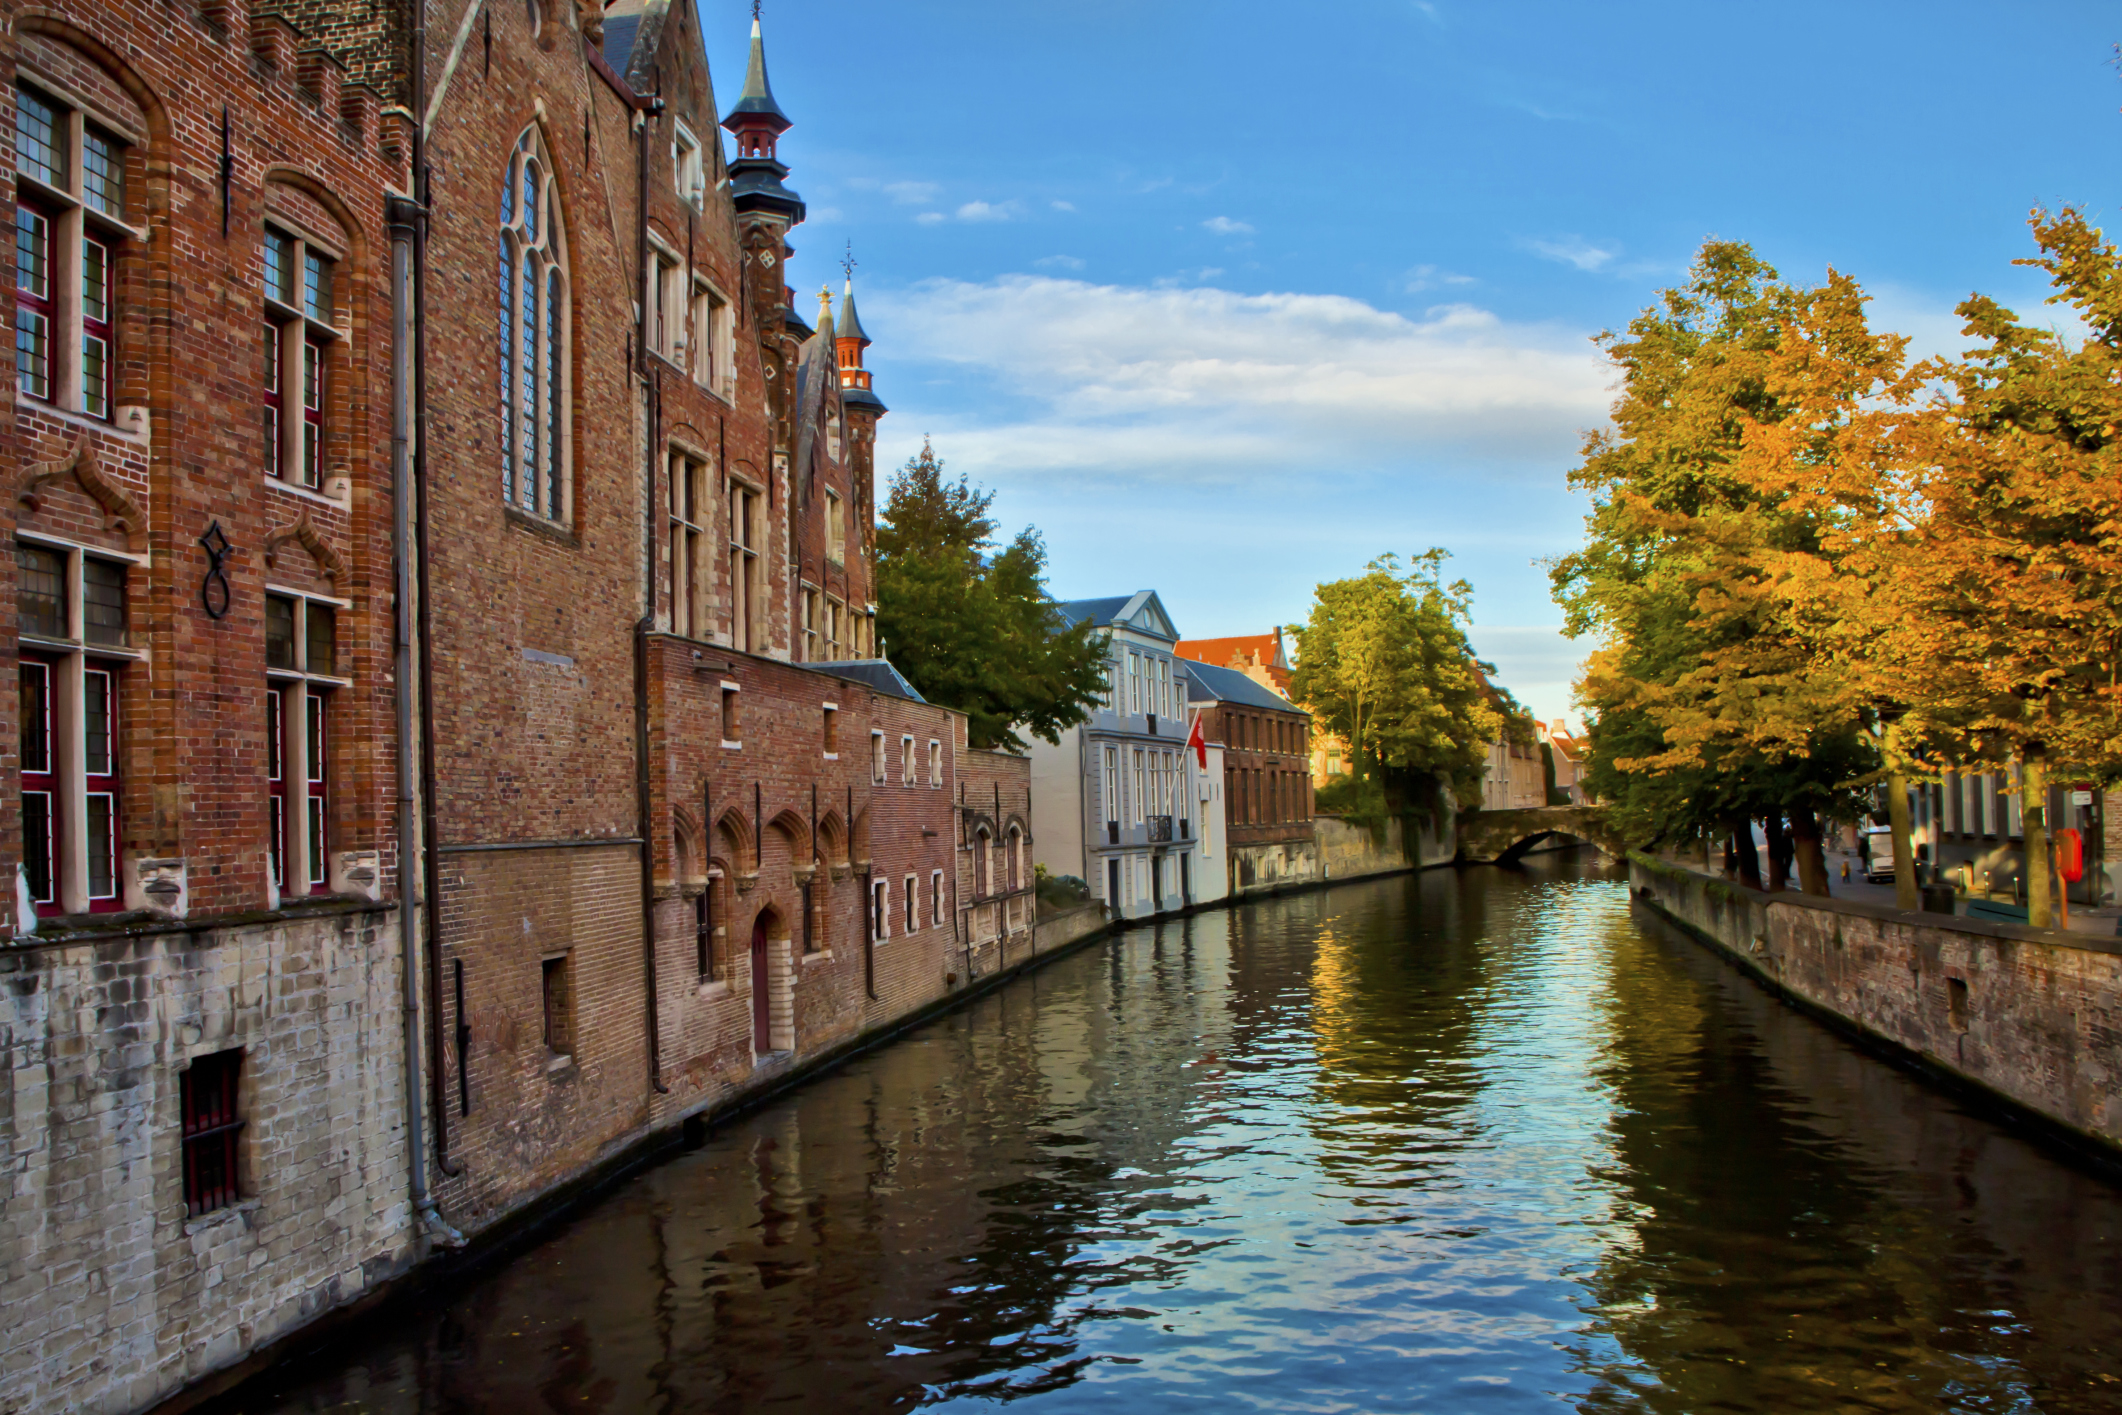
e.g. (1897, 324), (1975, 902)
(1179, 658), (1314, 894)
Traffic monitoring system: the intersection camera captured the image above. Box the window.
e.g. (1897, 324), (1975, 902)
(1128, 651), (1141, 714)
(668, 450), (711, 638)
(801, 587), (819, 660)
(927, 739), (942, 788)
(901, 734), (915, 786)
(720, 683), (740, 744)
(673, 121), (705, 205)
(931, 871), (943, 930)
(1007, 827), (1023, 891)
(499, 126), (569, 522)
(648, 249), (676, 359)
(975, 830), (992, 897)
(262, 227), (337, 488)
(18, 540), (133, 916)
(1133, 749), (1146, 825)
(1104, 657), (1118, 711)
(1155, 659), (1169, 717)
(181, 1050), (244, 1217)
(827, 408), (844, 464)
(904, 874), (918, 933)
(826, 597), (844, 659)
(822, 704), (838, 755)
(541, 954), (575, 1056)
(870, 878), (888, 942)
(1103, 746), (1119, 832)
(14, 86), (131, 419)
(689, 281), (733, 396)
(870, 730), (886, 785)
(265, 591), (342, 896)
(825, 489), (846, 564)
(729, 481), (759, 651)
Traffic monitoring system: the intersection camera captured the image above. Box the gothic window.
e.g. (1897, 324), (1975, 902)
(262, 227), (337, 488)
(13, 82), (135, 419)
(499, 127), (569, 522)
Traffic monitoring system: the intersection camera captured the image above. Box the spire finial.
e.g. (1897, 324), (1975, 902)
(840, 241), (857, 284)
(753, 0), (761, 21)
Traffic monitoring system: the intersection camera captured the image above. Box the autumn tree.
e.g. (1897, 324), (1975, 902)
(1552, 243), (1883, 894)
(1290, 550), (1509, 808)
(874, 442), (1108, 752)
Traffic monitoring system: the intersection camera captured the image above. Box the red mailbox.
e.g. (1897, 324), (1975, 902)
(2056, 827), (2084, 884)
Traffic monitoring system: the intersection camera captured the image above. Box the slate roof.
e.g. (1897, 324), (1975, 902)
(810, 659), (928, 704)
(601, 7), (644, 72)
(1054, 596), (1135, 629)
(1180, 659), (1302, 714)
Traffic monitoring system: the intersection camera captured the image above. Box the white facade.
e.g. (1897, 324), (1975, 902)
(1030, 591), (1203, 921)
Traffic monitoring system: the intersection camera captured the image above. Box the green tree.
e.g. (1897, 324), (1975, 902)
(1291, 550), (1507, 808)
(874, 442), (1107, 752)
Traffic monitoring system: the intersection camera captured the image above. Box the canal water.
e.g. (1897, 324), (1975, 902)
(236, 853), (2122, 1414)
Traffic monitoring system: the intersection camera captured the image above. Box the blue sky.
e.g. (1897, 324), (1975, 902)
(707, 1), (2120, 722)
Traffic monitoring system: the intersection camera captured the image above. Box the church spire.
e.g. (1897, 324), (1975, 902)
(837, 250), (886, 415)
(720, 7), (804, 226)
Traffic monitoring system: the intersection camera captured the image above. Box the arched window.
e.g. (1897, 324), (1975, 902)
(499, 127), (568, 522)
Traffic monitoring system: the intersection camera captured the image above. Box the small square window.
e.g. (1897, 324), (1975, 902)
(83, 558), (126, 647)
(265, 594), (297, 670)
(16, 542), (65, 639)
(305, 602), (336, 676)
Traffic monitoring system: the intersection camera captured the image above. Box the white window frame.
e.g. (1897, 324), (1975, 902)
(825, 488), (846, 564)
(672, 120), (705, 207)
(870, 729), (886, 785)
(728, 477), (761, 652)
(901, 734), (916, 786)
(927, 738), (942, 788)
(1103, 746), (1119, 829)
(264, 585), (352, 901)
(904, 873), (918, 933)
(668, 448), (712, 639)
(821, 702), (838, 759)
(689, 276), (734, 400)
(930, 869), (944, 930)
(871, 876), (889, 942)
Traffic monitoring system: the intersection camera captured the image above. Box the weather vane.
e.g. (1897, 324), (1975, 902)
(841, 241), (857, 283)
(753, 0), (761, 20)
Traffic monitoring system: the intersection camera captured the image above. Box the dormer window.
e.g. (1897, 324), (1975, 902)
(673, 123), (704, 207)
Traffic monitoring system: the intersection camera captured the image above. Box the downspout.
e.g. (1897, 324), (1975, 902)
(408, 5), (466, 1230)
(636, 91), (671, 1094)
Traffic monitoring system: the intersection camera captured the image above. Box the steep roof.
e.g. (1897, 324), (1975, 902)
(601, 1), (646, 72)
(723, 16), (791, 131)
(810, 659), (928, 703)
(1180, 659), (1303, 715)
(1176, 633), (1286, 671)
(1054, 589), (1180, 642)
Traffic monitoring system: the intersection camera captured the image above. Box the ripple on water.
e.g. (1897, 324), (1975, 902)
(235, 854), (2122, 1415)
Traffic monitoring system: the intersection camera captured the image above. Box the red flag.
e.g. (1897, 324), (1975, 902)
(1187, 712), (1207, 769)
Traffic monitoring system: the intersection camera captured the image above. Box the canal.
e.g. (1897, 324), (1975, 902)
(235, 853), (2122, 1413)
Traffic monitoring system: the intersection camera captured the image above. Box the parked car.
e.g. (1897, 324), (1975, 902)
(1863, 825), (1897, 884)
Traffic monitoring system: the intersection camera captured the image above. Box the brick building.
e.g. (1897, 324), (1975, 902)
(1, 1), (1029, 1410)
(0, 6), (419, 1412)
(1179, 658), (1315, 896)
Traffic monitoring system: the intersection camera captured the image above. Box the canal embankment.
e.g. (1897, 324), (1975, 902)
(1630, 851), (2122, 1164)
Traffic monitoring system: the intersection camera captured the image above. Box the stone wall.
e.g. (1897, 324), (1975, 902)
(0, 906), (414, 1415)
(1227, 810), (1456, 900)
(1630, 853), (2122, 1156)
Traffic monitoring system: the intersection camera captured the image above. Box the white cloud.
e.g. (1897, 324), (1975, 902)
(915, 211), (946, 225)
(865, 275), (1610, 488)
(1402, 263), (1476, 293)
(881, 180), (939, 205)
(806, 205), (845, 224)
(1523, 235), (1619, 272)
(1033, 254), (1086, 270)
(1203, 216), (1254, 236)
(1412, 0), (1444, 23)
(956, 200), (1018, 222)
(1051, 199), (1077, 212)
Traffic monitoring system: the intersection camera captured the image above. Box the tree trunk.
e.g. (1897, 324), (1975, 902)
(1887, 770), (1919, 912)
(1728, 817), (1763, 891)
(1789, 804), (1830, 896)
(1722, 833), (1737, 879)
(2023, 748), (2052, 929)
(1763, 813), (1789, 892)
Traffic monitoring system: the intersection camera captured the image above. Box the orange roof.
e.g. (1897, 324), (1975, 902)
(1176, 634), (1287, 671)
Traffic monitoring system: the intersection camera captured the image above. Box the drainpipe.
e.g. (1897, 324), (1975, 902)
(632, 87), (671, 1095)
(406, 6), (466, 1241)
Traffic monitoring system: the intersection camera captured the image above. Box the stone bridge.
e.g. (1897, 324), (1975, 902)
(1456, 805), (1628, 866)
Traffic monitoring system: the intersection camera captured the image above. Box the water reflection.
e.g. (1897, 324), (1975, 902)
(232, 853), (2122, 1415)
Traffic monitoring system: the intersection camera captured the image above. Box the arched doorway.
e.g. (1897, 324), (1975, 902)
(750, 911), (771, 1053)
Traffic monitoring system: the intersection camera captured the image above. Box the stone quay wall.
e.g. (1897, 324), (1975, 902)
(1629, 853), (2122, 1157)
(1231, 810), (1457, 900)
(0, 906), (413, 1415)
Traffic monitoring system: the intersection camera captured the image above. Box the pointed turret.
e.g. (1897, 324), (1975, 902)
(721, 12), (805, 225)
(837, 273), (886, 415)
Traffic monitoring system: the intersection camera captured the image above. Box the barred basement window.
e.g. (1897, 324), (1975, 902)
(181, 1049), (244, 1217)
(499, 126), (570, 523)
(13, 83), (134, 419)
